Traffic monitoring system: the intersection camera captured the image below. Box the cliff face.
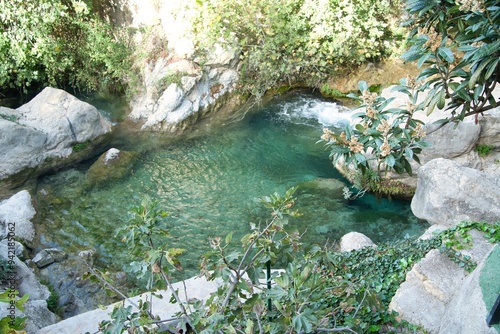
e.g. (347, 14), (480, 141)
(94, 0), (243, 133)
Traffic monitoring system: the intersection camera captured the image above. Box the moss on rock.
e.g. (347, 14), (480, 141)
(85, 149), (138, 188)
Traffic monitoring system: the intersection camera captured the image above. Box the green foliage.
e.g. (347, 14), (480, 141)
(0, 0), (135, 94)
(95, 186), (500, 333)
(116, 197), (183, 290)
(402, 0), (500, 121)
(321, 0), (500, 188)
(96, 197), (191, 333)
(320, 78), (428, 191)
(43, 281), (62, 316)
(72, 142), (90, 153)
(98, 301), (155, 334)
(0, 290), (28, 333)
(319, 84), (346, 98)
(154, 72), (186, 97)
(476, 144), (495, 156)
(194, 0), (403, 98)
(437, 221), (500, 272)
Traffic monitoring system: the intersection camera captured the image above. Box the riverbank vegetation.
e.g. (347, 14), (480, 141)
(95, 195), (500, 333)
(194, 0), (405, 99)
(0, 0), (134, 96)
(320, 0), (500, 193)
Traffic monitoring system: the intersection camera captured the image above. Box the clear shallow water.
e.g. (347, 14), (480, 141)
(35, 91), (428, 283)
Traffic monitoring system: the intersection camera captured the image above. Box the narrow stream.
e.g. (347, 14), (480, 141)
(34, 91), (428, 298)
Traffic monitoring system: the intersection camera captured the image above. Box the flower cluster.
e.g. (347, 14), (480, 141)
(362, 90), (378, 106)
(376, 119), (391, 136)
(321, 128), (336, 141)
(366, 106), (377, 119)
(456, 0), (484, 12)
(406, 101), (417, 113)
(405, 74), (421, 90)
(348, 136), (364, 153)
(412, 123), (426, 139)
(321, 128), (363, 153)
(418, 27), (442, 52)
(380, 138), (391, 157)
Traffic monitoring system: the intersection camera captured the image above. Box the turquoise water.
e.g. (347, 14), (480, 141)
(35, 91), (428, 282)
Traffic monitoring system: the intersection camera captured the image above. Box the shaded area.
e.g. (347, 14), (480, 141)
(481, 244), (500, 333)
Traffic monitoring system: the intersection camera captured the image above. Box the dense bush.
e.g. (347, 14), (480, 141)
(194, 0), (404, 98)
(0, 0), (134, 95)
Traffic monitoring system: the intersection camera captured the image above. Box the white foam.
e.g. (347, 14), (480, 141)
(278, 96), (352, 128)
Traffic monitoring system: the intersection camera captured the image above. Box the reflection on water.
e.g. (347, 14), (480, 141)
(36, 91), (428, 284)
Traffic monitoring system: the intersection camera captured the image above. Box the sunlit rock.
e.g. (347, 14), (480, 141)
(411, 158), (500, 226)
(0, 87), (112, 189)
(389, 231), (497, 334)
(0, 190), (36, 245)
(339, 232), (376, 252)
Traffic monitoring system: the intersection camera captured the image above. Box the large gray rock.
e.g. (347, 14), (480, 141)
(0, 118), (48, 179)
(422, 120), (481, 162)
(23, 300), (60, 334)
(0, 190), (36, 244)
(0, 243), (50, 301)
(411, 158), (500, 226)
(479, 106), (500, 147)
(16, 87), (111, 153)
(389, 231), (497, 334)
(0, 87), (112, 183)
(439, 245), (499, 334)
(130, 61), (239, 132)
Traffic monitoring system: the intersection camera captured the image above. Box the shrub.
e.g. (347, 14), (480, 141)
(0, 0), (135, 95)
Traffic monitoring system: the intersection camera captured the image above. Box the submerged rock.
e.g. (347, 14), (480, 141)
(33, 248), (68, 268)
(296, 178), (347, 199)
(85, 148), (138, 187)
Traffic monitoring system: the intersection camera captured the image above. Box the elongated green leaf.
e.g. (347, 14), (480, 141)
(225, 232), (233, 245)
(484, 58), (500, 82)
(437, 88), (446, 109)
(469, 58), (494, 89)
(417, 52), (432, 68)
(354, 152), (367, 164)
(438, 47), (454, 63)
(474, 84), (484, 101)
